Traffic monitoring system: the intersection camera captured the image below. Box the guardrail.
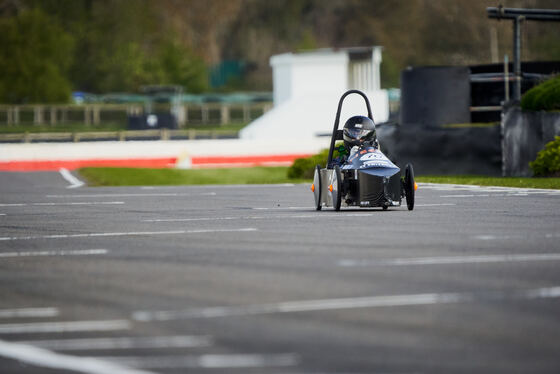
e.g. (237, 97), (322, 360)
(0, 102), (272, 127)
(0, 129), (239, 143)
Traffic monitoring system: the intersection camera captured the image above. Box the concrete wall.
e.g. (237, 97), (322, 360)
(502, 104), (560, 176)
(0, 138), (330, 171)
(377, 125), (502, 176)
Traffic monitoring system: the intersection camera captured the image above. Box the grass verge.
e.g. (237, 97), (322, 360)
(79, 167), (560, 190)
(79, 167), (308, 186)
(416, 175), (560, 189)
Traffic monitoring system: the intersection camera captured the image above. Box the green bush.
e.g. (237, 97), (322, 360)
(521, 75), (560, 112)
(530, 136), (560, 177)
(287, 149), (329, 179)
(287, 144), (348, 179)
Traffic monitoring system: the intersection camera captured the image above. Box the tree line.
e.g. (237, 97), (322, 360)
(0, 0), (558, 104)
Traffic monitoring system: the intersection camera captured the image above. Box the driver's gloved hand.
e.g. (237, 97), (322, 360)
(362, 140), (374, 148)
(364, 140), (380, 149)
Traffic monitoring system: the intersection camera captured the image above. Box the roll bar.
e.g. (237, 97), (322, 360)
(326, 90), (374, 168)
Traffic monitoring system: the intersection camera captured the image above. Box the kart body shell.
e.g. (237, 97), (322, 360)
(312, 90), (415, 211)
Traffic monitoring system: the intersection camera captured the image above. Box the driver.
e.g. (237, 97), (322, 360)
(333, 115), (378, 164)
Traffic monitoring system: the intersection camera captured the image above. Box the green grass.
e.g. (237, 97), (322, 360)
(78, 167), (560, 189)
(79, 166), (308, 186)
(416, 175), (560, 189)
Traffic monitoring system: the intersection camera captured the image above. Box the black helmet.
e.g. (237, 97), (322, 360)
(343, 115), (376, 149)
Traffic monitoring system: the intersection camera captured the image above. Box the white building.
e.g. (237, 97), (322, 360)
(240, 47), (389, 140)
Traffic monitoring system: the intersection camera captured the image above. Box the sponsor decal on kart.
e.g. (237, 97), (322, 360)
(359, 153), (385, 161)
(361, 160), (391, 168)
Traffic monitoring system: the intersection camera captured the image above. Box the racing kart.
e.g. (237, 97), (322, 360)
(312, 89), (416, 211)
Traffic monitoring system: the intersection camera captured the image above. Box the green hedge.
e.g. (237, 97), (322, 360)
(521, 75), (560, 112)
(287, 144), (347, 179)
(287, 149), (329, 179)
(530, 136), (560, 177)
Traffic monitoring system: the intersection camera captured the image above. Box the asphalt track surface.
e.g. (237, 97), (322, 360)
(1, 170), (559, 374)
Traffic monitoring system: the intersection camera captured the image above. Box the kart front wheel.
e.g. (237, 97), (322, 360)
(404, 163), (415, 211)
(312, 165), (322, 210)
(331, 165), (342, 211)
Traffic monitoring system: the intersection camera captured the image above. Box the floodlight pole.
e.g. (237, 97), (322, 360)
(513, 16), (524, 100)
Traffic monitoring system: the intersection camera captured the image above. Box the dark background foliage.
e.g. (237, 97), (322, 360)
(1, 0), (559, 103)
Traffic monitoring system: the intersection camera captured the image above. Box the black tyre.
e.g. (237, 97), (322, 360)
(404, 163), (415, 211)
(331, 165), (342, 211)
(313, 165), (322, 210)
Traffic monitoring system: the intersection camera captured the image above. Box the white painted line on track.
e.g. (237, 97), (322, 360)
(475, 234), (509, 240)
(98, 353), (299, 370)
(440, 194), (489, 198)
(132, 286), (560, 321)
(200, 183), (296, 188)
(18, 335), (213, 351)
(420, 183), (560, 194)
(133, 293), (466, 321)
(251, 205), (454, 211)
(0, 249), (108, 258)
(144, 213), (381, 223)
(0, 320), (130, 334)
(474, 233), (560, 241)
(33, 201), (125, 206)
(337, 253), (560, 267)
(0, 228), (257, 241)
(46, 192), (216, 198)
(439, 191), (560, 198)
(0, 202), (124, 207)
(144, 216), (252, 222)
(253, 206), (313, 210)
(59, 168), (85, 189)
(0, 339), (156, 374)
(0, 308), (58, 319)
(137, 183), (296, 190)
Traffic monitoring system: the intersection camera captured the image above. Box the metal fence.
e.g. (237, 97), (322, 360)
(0, 129), (240, 143)
(0, 102), (272, 127)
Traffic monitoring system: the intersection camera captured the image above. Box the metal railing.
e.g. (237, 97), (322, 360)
(0, 102), (272, 127)
(0, 129), (240, 143)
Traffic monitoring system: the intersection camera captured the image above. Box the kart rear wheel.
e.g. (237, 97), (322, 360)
(331, 165), (342, 211)
(313, 165), (322, 210)
(404, 163), (415, 211)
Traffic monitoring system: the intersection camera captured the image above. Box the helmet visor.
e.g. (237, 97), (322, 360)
(345, 128), (374, 141)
